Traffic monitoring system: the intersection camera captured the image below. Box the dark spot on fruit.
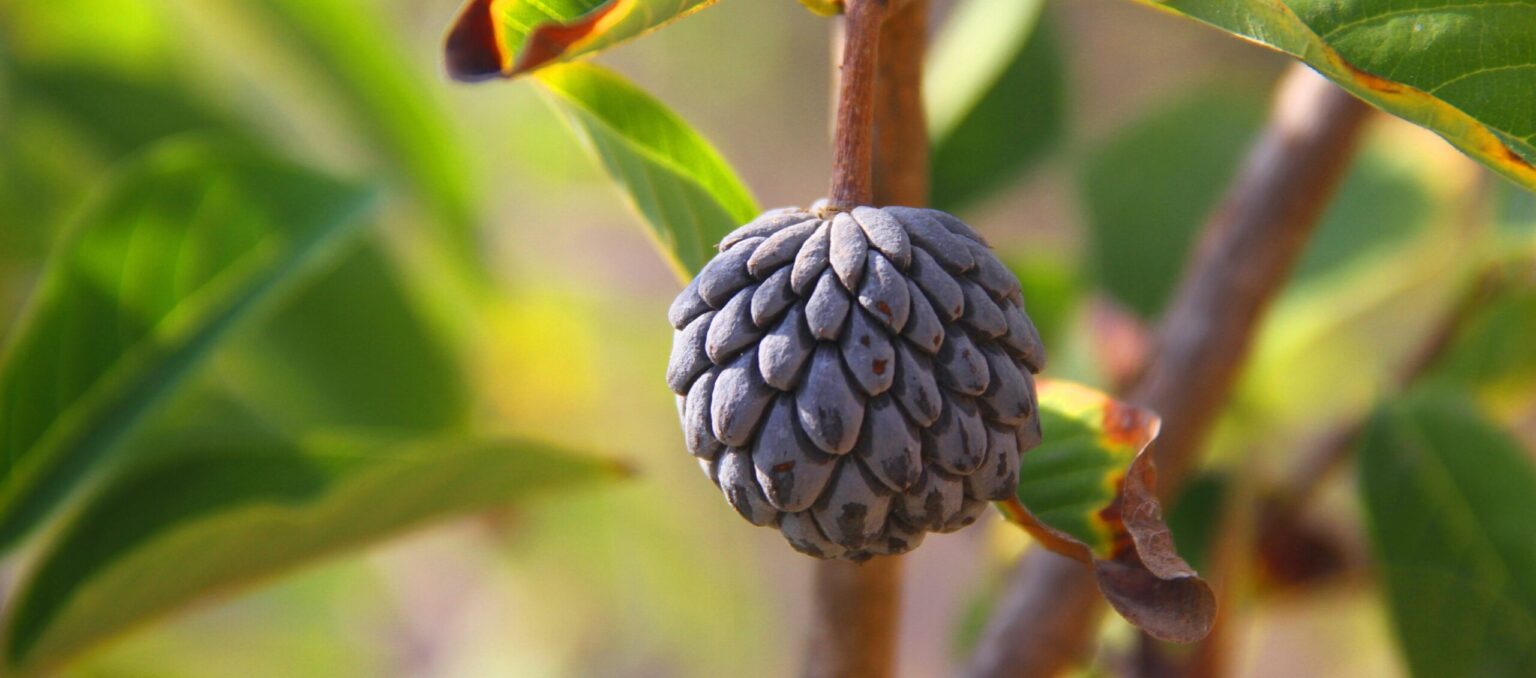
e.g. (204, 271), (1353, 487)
(728, 487), (757, 519)
(872, 359), (887, 375)
(922, 489), (944, 526)
(773, 461), (795, 473)
(876, 301), (893, 318)
(819, 408), (844, 446)
(838, 502), (870, 546)
(883, 457), (913, 487)
(860, 334), (871, 347)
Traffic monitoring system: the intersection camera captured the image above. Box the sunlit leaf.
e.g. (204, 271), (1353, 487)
(0, 1), (247, 263)
(1358, 393), (1536, 677)
(535, 62), (759, 278)
(0, 425), (623, 675)
(445, 0), (720, 81)
(1129, 0), (1536, 195)
(242, 0), (482, 273)
(926, 0), (1064, 213)
(0, 136), (377, 550)
(797, 0), (842, 17)
(998, 379), (1215, 643)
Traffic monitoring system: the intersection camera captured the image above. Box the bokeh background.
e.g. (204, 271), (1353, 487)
(1, 0), (1532, 676)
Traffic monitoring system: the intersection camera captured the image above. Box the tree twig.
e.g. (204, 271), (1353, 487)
(803, 2), (915, 677)
(964, 64), (1374, 678)
(1264, 255), (1510, 531)
(825, 0), (888, 211)
(871, 0), (928, 208)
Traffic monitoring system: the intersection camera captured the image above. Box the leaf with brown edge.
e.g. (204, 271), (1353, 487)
(445, 0), (720, 82)
(1126, 0), (1536, 196)
(997, 379), (1215, 643)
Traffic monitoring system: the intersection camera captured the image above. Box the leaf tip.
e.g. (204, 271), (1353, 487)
(444, 0), (510, 82)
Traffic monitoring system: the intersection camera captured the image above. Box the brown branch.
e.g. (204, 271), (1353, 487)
(803, 3), (917, 678)
(964, 64), (1373, 678)
(825, 0), (889, 211)
(804, 558), (905, 678)
(871, 0), (928, 207)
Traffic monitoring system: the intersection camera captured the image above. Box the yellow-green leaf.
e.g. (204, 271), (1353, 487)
(926, 0), (1064, 213)
(0, 429), (623, 676)
(998, 379), (1214, 643)
(1130, 0), (1536, 194)
(797, 0), (842, 17)
(536, 62), (759, 279)
(445, 0), (720, 81)
(244, 0), (482, 273)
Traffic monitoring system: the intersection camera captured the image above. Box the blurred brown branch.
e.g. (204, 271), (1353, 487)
(964, 64), (1374, 678)
(804, 2), (923, 677)
(1179, 184), (1506, 678)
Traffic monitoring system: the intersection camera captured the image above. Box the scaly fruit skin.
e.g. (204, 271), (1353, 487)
(667, 205), (1045, 560)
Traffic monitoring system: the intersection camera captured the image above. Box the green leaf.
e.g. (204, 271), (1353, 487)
(4, 64), (243, 159)
(1080, 83), (1267, 317)
(1000, 379), (1215, 643)
(221, 242), (472, 433)
(535, 62), (759, 278)
(1014, 380), (1161, 554)
(1358, 393), (1536, 677)
(1083, 81), (1439, 317)
(0, 136), (377, 550)
(927, 0), (1065, 213)
(0, 428), (623, 675)
(445, 0), (720, 81)
(241, 0), (482, 270)
(1129, 0), (1536, 195)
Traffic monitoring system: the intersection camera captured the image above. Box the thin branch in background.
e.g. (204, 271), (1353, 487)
(1263, 256), (1516, 537)
(803, 2), (917, 677)
(964, 64), (1374, 678)
(1145, 168), (1505, 678)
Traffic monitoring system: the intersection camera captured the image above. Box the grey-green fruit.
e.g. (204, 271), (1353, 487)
(667, 205), (1044, 560)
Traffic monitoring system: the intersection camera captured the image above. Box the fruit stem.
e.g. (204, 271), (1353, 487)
(804, 3), (922, 678)
(825, 0), (889, 212)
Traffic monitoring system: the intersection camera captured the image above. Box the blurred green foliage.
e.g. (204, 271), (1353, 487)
(0, 0), (1532, 676)
(927, 0), (1064, 213)
(1360, 393), (1536, 677)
